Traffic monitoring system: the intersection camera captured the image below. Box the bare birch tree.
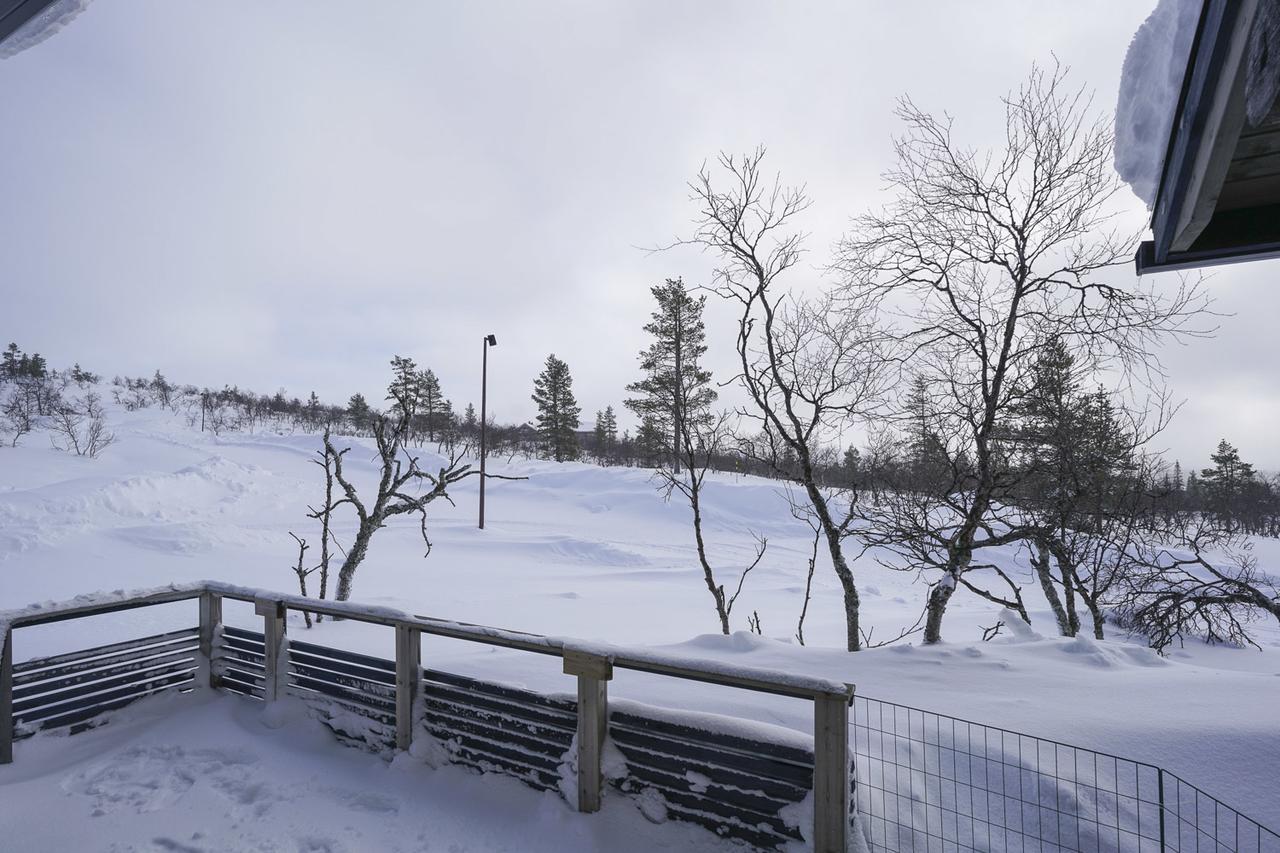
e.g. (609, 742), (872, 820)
(1120, 516), (1280, 652)
(835, 63), (1207, 643)
(655, 410), (766, 634)
(681, 149), (893, 651)
(323, 383), (522, 602)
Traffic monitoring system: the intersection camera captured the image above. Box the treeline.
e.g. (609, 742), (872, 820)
(0, 342), (113, 457)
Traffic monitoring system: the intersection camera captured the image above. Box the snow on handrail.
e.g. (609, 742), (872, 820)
(0, 581), (851, 700)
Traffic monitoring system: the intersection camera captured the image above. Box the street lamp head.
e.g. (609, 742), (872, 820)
(485, 334), (498, 347)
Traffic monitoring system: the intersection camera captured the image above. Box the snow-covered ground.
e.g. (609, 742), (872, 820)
(0, 690), (739, 852)
(2, 394), (1279, 842)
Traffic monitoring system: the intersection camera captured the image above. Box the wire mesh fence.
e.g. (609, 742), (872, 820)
(851, 696), (1280, 853)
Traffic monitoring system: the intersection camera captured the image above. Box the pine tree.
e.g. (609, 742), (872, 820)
(2, 343), (19, 381)
(593, 410), (607, 457)
(635, 415), (666, 466)
(1201, 440), (1256, 531)
(602, 405), (617, 452)
(418, 369), (447, 442)
(347, 393), (372, 425)
(387, 356), (420, 421)
(531, 354), (581, 462)
(842, 446), (861, 485)
(903, 374), (949, 492)
(625, 278), (716, 472)
(463, 403), (478, 432)
(592, 406), (619, 462)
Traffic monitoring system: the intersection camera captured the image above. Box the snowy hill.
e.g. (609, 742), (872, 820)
(2, 391), (1278, 830)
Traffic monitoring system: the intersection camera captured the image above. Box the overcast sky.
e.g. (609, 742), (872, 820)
(3, 1), (1278, 469)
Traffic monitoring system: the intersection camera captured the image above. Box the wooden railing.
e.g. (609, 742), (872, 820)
(0, 581), (856, 852)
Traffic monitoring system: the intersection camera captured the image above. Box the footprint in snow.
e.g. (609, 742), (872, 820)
(298, 838), (348, 853)
(150, 838), (206, 853)
(62, 745), (197, 815)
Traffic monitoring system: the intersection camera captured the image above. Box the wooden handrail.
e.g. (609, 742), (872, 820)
(0, 579), (855, 851)
(2, 582), (850, 700)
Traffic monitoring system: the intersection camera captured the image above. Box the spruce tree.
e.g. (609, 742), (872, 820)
(387, 356), (420, 421)
(1, 343), (19, 381)
(418, 369), (447, 441)
(635, 414), (666, 466)
(601, 405), (618, 452)
(625, 278), (716, 472)
(1201, 440), (1256, 531)
(347, 393), (372, 425)
(903, 374), (949, 492)
(593, 410), (607, 458)
(592, 405), (619, 463)
(531, 354), (581, 462)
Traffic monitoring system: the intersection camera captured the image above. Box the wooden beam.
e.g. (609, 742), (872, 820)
(199, 591), (223, 690)
(0, 627), (12, 764)
(4, 584), (854, 702)
(4, 586), (205, 629)
(565, 651), (613, 813)
(255, 599), (286, 702)
(812, 686), (855, 853)
(395, 625), (421, 751)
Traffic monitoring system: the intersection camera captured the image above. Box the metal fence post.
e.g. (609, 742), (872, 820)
(564, 649), (613, 813)
(814, 684), (855, 853)
(255, 599), (287, 702)
(199, 591), (223, 690)
(395, 624), (421, 751)
(0, 627), (12, 765)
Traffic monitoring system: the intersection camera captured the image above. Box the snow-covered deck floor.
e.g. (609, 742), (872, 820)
(0, 691), (740, 853)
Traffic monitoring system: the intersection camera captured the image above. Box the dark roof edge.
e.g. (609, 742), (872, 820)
(0, 0), (62, 47)
(1148, 0), (1259, 266)
(1136, 238), (1280, 274)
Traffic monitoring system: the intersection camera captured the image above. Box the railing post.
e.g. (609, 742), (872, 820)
(255, 599), (287, 702)
(564, 649), (613, 813)
(0, 627), (12, 765)
(1158, 768), (1168, 852)
(199, 591), (223, 690)
(395, 624), (421, 751)
(813, 684), (855, 853)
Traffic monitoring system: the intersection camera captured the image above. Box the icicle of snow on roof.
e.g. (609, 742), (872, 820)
(0, 0), (94, 60)
(1113, 0), (1202, 208)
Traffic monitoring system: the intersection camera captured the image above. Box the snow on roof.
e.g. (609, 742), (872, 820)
(1114, 0), (1202, 207)
(0, 0), (94, 60)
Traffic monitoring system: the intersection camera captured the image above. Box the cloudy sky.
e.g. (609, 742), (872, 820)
(3, 1), (1278, 468)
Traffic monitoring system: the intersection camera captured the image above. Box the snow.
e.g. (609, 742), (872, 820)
(1114, 0), (1201, 207)
(0, 0), (94, 60)
(2, 388), (1279, 841)
(0, 691), (740, 852)
(563, 636), (852, 697)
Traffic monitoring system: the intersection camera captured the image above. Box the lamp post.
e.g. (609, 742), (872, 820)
(479, 333), (497, 529)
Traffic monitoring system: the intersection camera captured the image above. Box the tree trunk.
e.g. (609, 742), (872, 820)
(672, 321), (683, 475)
(1031, 538), (1074, 636)
(923, 580), (956, 644)
(688, 480), (730, 634)
(803, 480), (860, 651)
(335, 518), (377, 602)
(1060, 565), (1081, 636)
(1088, 602), (1106, 639)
